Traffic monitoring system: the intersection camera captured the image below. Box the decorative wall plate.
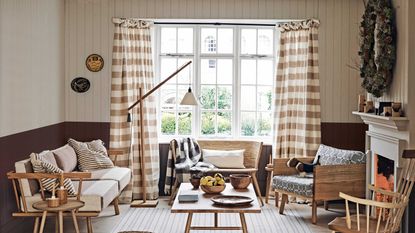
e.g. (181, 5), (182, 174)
(86, 54), (104, 72)
(71, 77), (90, 93)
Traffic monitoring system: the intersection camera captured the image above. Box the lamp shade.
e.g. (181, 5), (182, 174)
(180, 87), (198, 106)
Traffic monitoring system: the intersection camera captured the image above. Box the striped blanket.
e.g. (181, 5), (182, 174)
(164, 138), (215, 195)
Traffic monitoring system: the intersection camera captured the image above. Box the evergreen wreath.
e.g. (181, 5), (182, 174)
(359, 0), (395, 97)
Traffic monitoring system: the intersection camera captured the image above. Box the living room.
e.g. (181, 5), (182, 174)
(1, 0), (415, 232)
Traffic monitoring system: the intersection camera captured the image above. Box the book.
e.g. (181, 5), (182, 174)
(178, 191), (199, 203)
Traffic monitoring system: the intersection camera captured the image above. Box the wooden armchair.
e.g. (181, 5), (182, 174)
(266, 155), (366, 224)
(328, 155), (415, 233)
(7, 172), (96, 233)
(168, 139), (263, 206)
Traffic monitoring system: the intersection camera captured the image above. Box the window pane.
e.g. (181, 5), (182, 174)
(177, 58), (193, 84)
(178, 112), (192, 135)
(258, 29), (273, 55)
(217, 28), (233, 53)
(200, 85), (216, 109)
(217, 112), (231, 136)
(217, 59), (232, 84)
(201, 112), (215, 135)
(177, 28), (193, 53)
(161, 58), (177, 84)
(161, 111), (176, 135)
(201, 28), (217, 54)
(241, 86), (256, 111)
(241, 112), (255, 136)
(257, 112), (272, 136)
(201, 59), (216, 84)
(257, 86), (273, 111)
(217, 86), (232, 110)
(241, 29), (256, 54)
(161, 27), (176, 53)
(257, 60), (273, 85)
(160, 85), (177, 110)
(241, 59), (256, 84)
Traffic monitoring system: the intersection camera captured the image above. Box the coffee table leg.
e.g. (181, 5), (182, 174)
(214, 213), (218, 227)
(71, 210), (80, 233)
(58, 211), (63, 233)
(239, 213), (248, 233)
(33, 217), (40, 233)
(185, 213), (193, 233)
(39, 211), (47, 233)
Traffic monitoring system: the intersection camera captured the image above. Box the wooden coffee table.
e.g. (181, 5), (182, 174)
(171, 183), (261, 233)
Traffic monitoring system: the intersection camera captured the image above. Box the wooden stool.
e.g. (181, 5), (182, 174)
(32, 200), (85, 233)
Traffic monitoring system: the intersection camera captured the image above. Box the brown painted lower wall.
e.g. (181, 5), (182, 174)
(0, 122), (66, 229)
(0, 121), (367, 230)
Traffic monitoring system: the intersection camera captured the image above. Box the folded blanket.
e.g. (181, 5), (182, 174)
(164, 138), (215, 195)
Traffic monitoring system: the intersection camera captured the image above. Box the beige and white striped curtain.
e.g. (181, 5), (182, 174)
(110, 18), (159, 202)
(272, 19), (321, 158)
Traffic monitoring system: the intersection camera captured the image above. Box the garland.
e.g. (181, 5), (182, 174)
(359, 0), (395, 97)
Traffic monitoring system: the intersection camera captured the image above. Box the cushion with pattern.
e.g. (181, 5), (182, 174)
(68, 138), (114, 171)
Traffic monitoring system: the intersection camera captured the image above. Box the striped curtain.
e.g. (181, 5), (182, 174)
(110, 19), (159, 202)
(272, 19), (321, 158)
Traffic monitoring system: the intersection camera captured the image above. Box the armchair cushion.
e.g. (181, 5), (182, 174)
(272, 174), (314, 197)
(317, 144), (366, 166)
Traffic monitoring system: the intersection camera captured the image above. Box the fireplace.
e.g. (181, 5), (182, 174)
(353, 111), (409, 232)
(374, 154), (394, 202)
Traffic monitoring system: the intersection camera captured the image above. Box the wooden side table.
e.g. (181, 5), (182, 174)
(32, 200), (85, 233)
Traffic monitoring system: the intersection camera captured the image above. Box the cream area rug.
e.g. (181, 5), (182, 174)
(111, 206), (312, 233)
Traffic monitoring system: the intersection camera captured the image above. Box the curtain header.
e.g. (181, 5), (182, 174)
(277, 19), (320, 32)
(112, 18), (153, 28)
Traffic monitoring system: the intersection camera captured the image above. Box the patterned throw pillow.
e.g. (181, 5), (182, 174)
(317, 144), (366, 166)
(30, 153), (76, 195)
(68, 138), (114, 171)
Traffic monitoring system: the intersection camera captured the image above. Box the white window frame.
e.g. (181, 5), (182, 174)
(155, 24), (278, 142)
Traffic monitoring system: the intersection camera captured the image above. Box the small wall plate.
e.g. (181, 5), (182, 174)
(86, 54), (104, 72)
(71, 77), (90, 93)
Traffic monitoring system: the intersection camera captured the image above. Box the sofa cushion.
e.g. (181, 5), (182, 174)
(53, 144), (78, 172)
(73, 180), (119, 211)
(30, 153), (76, 195)
(15, 159), (39, 196)
(202, 149), (245, 168)
(89, 167), (131, 191)
(317, 144), (366, 166)
(23, 180), (118, 212)
(68, 138), (114, 171)
(272, 175), (314, 197)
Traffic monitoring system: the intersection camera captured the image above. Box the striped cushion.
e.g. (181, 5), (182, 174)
(68, 138), (114, 171)
(30, 153), (76, 195)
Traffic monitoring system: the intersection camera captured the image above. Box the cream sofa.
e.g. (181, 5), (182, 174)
(8, 144), (130, 233)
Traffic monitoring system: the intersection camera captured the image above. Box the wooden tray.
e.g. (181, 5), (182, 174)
(211, 195), (254, 206)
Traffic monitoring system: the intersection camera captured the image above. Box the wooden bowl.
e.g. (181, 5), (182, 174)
(200, 184), (226, 194)
(229, 174), (251, 189)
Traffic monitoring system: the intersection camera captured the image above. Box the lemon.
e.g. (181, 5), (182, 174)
(217, 179), (225, 185)
(206, 181), (214, 187)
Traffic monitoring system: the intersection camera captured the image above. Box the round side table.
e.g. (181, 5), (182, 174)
(33, 200), (84, 233)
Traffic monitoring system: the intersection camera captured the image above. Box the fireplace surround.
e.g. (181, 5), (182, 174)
(353, 111), (409, 232)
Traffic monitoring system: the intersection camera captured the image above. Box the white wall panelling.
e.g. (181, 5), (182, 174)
(0, 0), (65, 137)
(64, 0), (366, 123)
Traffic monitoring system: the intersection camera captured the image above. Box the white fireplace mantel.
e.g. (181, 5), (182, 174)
(352, 111), (409, 131)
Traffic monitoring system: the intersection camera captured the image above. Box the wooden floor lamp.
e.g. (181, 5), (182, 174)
(127, 61), (197, 207)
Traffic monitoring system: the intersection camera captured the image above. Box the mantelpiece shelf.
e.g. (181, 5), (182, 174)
(352, 111), (408, 131)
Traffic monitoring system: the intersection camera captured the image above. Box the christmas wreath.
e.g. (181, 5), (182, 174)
(359, 0), (395, 97)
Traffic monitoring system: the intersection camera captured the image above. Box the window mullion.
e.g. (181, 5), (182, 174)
(194, 25), (201, 138)
(234, 26), (241, 138)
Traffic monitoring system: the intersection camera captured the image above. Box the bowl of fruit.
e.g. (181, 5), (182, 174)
(200, 173), (226, 194)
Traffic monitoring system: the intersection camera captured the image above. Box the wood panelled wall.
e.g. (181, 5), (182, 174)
(65, 0), (365, 123)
